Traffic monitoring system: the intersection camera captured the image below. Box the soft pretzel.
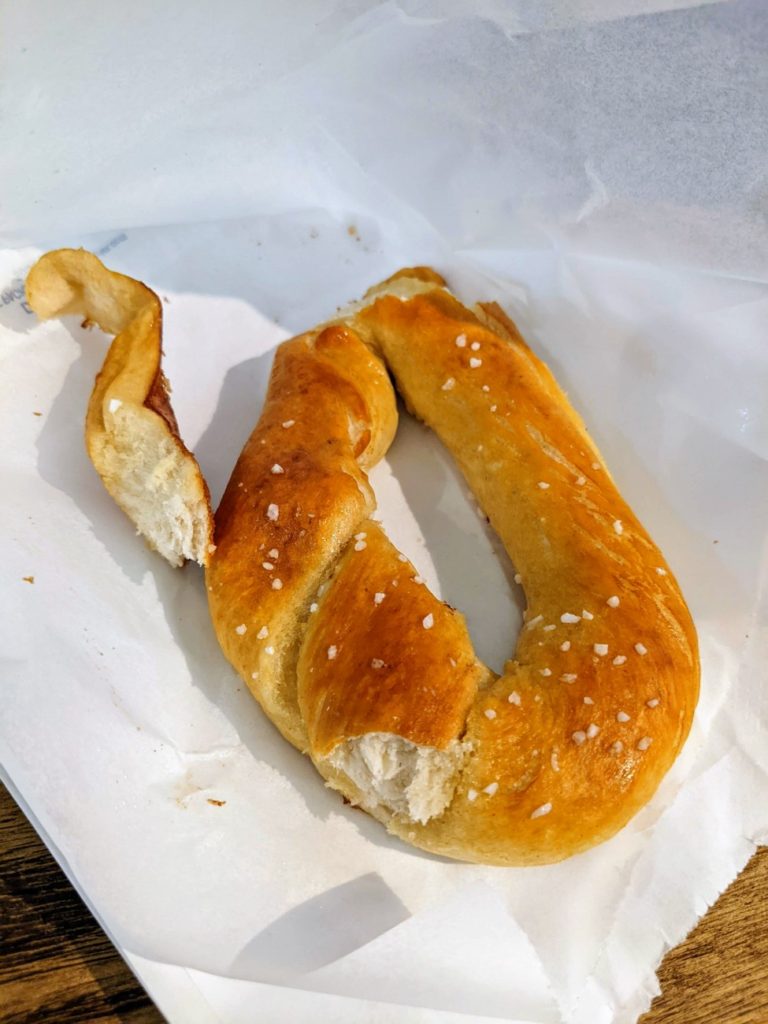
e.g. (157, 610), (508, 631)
(26, 249), (213, 567)
(207, 267), (699, 865)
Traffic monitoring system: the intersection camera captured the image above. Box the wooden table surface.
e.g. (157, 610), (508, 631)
(1, 784), (767, 1024)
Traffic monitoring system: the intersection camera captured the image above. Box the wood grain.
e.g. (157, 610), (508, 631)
(641, 844), (768, 1024)
(0, 785), (161, 1024)
(1, 783), (766, 1023)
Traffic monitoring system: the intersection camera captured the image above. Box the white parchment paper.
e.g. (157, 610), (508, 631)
(2, 2), (767, 1022)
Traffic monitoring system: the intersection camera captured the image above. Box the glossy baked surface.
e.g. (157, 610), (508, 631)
(207, 267), (699, 864)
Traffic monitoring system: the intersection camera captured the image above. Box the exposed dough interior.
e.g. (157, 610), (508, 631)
(104, 406), (212, 567)
(327, 733), (471, 825)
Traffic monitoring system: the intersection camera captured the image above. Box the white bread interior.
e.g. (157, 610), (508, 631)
(327, 734), (470, 825)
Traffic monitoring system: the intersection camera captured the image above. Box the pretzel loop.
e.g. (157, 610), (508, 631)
(207, 267), (699, 865)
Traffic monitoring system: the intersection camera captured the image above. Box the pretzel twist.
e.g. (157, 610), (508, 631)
(207, 267), (699, 865)
(26, 249), (213, 567)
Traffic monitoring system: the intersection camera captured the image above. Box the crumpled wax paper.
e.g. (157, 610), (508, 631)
(2, 2), (767, 1022)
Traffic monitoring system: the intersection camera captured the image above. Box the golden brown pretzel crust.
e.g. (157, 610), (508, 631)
(207, 268), (699, 865)
(208, 324), (398, 748)
(298, 523), (488, 755)
(26, 249), (213, 567)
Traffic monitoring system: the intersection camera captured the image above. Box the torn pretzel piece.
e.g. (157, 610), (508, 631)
(26, 248), (213, 567)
